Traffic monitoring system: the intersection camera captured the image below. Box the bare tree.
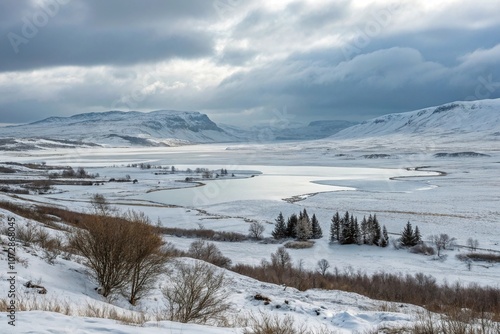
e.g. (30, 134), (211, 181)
(316, 259), (330, 276)
(162, 261), (231, 324)
(90, 193), (112, 216)
(122, 210), (171, 305)
(432, 234), (456, 257)
(248, 222), (265, 240)
(270, 247), (292, 284)
(69, 215), (132, 297)
(466, 237), (479, 252)
(69, 202), (169, 301)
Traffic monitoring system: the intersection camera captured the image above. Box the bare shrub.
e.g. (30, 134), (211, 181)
(242, 312), (337, 334)
(41, 235), (64, 265)
(457, 252), (500, 263)
(410, 242), (436, 256)
(162, 261), (231, 324)
(16, 222), (38, 245)
(284, 240), (314, 249)
(187, 240), (231, 268)
(158, 226), (247, 242)
(248, 222), (265, 240)
(242, 313), (300, 334)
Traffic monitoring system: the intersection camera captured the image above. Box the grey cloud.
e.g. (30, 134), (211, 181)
(205, 46), (500, 122)
(217, 47), (258, 66)
(1, 0), (217, 72)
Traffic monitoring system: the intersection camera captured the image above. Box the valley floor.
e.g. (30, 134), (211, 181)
(0, 139), (499, 333)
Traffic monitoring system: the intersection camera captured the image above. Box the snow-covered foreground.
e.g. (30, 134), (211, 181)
(0, 139), (499, 332)
(0, 210), (418, 333)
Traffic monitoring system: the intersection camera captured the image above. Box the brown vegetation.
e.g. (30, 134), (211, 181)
(162, 261), (231, 324)
(68, 208), (171, 302)
(233, 251), (500, 321)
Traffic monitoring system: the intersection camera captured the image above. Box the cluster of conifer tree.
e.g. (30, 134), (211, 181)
(330, 211), (389, 247)
(272, 209), (323, 241)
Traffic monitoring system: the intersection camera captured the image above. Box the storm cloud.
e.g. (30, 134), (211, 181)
(1, 0), (499, 126)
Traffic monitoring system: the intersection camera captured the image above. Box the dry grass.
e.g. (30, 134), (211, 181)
(0, 292), (147, 326)
(284, 240), (315, 249)
(242, 312), (339, 334)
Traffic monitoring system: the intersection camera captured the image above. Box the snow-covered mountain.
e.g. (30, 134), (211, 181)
(0, 110), (238, 147)
(220, 120), (357, 141)
(332, 99), (500, 141)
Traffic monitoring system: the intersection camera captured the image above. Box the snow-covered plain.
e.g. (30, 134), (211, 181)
(1, 124), (499, 333)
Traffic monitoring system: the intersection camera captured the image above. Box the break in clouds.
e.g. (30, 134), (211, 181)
(1, 0), (500, 125)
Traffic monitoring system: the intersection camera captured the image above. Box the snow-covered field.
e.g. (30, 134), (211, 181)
(0, 137), (499, 333)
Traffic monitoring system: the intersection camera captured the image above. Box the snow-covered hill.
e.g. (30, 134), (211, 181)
(220, 120), (357, 141)
(332, 99), (500, 142)
(0, 206), (418, 334)
(0, 110), (239, 147)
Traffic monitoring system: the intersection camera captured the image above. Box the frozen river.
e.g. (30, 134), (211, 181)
(136, 165), (428, 207)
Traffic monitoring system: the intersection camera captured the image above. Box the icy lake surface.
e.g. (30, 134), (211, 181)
(137, 165), (426, 207)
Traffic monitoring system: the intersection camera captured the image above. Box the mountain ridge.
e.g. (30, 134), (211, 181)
(0, 110), (234, 147)
(331, 99), (500, 141)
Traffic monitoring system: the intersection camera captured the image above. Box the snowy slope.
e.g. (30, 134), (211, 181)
(0, 208), (418, 334)
(0, 110), (239, 147)
(332, 99), (500, 141)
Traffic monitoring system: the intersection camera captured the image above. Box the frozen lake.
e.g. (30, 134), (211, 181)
(136, 165), (428, 207)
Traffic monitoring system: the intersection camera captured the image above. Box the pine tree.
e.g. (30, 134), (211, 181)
(360, 216), (368, 244)
(311, 214), (323, 239)
(353, 218), (361, 245)
(330, 211), (341, 242)
(296, 216), (312, 241)
(400, 221), (416, 247)
(340, 211), (351, 244)
(365, 214), (374, 245)
(414, 226), (422, 245)
(302, 209), (312, 239)
(286, 214), (298, 239)
(380, 225), (389, 247)
(272, 212), (287, 240)
(371, 214), (381, 246)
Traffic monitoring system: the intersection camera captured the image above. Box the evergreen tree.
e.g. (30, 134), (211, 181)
(286, 214), (298, 239)
(414, 226), (422, 244)
(302, 209), (312, 239)
(296, 216), (312, 241)
(400, 221), (416, 247)
(360, 216), (368, 244)
(365, 214), (374, 245)
(371, 214), (381, 246)
(330, 211), (341, 242)
(380, 225), (389, 247)
(353, 218), (361, 245)
(272, 212), (287, 240)
(311, 214), (323, 239)
(340, 211), (351, 244)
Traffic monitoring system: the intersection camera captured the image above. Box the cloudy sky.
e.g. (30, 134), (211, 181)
(1, 0), (500, 126)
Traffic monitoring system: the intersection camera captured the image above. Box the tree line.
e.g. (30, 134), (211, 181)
(272, 209), (323, 241)
(272, 210), (427, 249)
